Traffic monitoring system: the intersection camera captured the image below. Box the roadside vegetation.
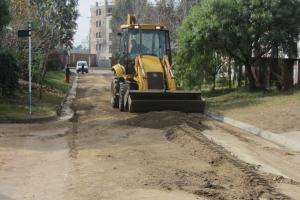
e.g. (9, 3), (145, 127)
(0, 0), (78, 119)
(204, 87), (300, 132)
(204, 87), (300, 112)
(44, 71), (70, 93)
(0, 70), (67, 119)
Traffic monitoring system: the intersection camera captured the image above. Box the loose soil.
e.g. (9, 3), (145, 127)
(0, 70), (294, 199)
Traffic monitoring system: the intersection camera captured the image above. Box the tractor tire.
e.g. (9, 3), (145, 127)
(111, 95), (119, 108)
(119, 83), (126, 112)
(127, 95), (134, 113)
(110, 79), (119, 108)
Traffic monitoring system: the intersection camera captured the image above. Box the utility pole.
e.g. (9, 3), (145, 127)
(28, 22), (32, 116)
(28, 0), (32, 116)
(17, 1), (33, 116)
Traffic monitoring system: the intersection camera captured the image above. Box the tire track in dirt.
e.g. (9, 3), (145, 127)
(120, 110), (291, 199)
(168, 123), (291, 199)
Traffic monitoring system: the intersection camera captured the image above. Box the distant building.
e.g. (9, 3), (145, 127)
(90, 0), (115, 67)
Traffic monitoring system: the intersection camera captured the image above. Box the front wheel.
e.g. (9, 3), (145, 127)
(111, 95), (119, 108)
(111, 79), (119, 108)
(119, 83), (128, 112)
(127, 96), (134, 113)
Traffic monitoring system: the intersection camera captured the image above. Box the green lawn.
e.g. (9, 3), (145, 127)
(203, 87), (300, 132)
(44, 70), (70, 93)
(204, 87), (300, 113)
(0, 70), (70, 119)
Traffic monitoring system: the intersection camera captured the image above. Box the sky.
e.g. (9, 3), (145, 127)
(73, 0), (96, 47)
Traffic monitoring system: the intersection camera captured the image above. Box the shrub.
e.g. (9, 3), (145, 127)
(0, 49), (19, 96)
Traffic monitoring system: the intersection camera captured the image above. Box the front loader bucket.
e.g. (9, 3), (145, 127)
(127, 90), (205, 113)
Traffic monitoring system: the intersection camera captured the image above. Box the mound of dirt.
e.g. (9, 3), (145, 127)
(117, 111), (189, 129)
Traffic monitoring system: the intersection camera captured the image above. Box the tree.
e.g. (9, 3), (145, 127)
(1, 0), (78, 99)
(206, 53), (224, 91)
(176, 0), (300, 90)
(0, 49), (19, 97)
(0, 0), (10, 32)
(0, 0), (11, 41)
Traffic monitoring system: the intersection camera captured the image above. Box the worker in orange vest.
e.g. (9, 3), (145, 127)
(65, 65), (71, 83)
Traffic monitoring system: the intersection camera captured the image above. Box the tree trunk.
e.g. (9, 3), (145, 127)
(265, 63), (271, 91)
(212, 74), (216, 91)
(297, 61), (300, 87)
(237, 65), (242, 88)
(228, 63), (232, 89)
(233, 65), (237, 87)
(39, 54), (48, 100)
(245, 64), (256, 90)
(281, 59), (294, 91)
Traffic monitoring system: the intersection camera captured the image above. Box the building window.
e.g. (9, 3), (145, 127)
(107, 8), (113, 15)
(96, 21), (101, 27)
(109, 33), (113, 41)
(96, 9), (101, 16)
(109, 45), (112, 53)
(96, 32), (101, 38)
(96, 44), (102, 51)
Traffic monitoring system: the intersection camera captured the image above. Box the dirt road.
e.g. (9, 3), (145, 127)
(0, 70), (298, 199)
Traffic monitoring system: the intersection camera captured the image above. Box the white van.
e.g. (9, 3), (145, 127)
(76, 61), (89, 73)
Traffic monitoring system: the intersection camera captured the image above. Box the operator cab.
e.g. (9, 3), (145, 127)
(117, 17), (172, 75)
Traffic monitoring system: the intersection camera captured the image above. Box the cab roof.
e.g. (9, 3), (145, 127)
(121, 24), (167, 30)
(121, 14), (167, 30)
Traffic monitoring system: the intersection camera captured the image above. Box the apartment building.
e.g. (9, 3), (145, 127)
(90, 0), (114, 67)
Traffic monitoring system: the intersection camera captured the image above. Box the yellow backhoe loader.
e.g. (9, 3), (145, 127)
(111, 15), (205, 113)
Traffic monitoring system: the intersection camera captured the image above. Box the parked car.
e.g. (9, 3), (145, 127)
(76, 61), (89, 73)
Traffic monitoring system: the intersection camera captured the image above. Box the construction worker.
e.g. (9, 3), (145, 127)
(65, 65), (71, 83)
(129, 33), (139, 58)
(81, 63), (85, 74)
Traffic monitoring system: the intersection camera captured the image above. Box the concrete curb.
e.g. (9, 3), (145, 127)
(204, 112), (300, 152)
(0, 115), (57, 124)
(58, 74), (78, 121)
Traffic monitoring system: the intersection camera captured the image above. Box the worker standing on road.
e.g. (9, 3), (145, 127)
(65, 65), (71, 83)
(81, 63), (85, 74)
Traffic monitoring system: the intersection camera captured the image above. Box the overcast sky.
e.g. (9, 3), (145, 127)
(73, 0), (96, 47)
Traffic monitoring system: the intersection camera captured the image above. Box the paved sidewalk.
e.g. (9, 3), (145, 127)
(205, 112), (300, 152)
